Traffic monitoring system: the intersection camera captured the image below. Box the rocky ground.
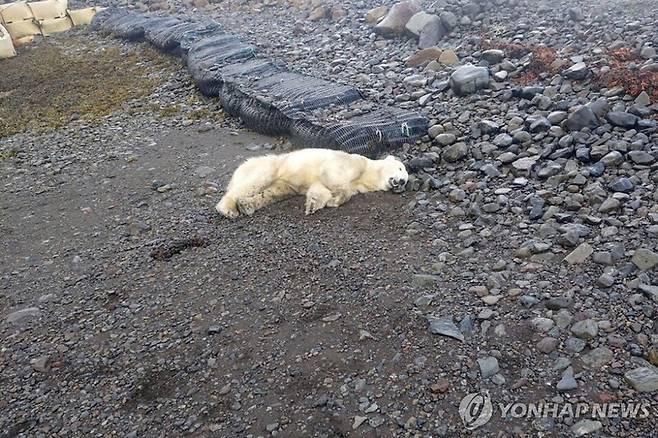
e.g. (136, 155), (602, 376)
(2, 0), (658, 437)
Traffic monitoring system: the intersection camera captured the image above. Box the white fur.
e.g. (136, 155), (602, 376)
(216, 148), (408, 218)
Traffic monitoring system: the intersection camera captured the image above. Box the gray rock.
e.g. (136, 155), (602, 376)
(426, 315), (464, 341)
(598, 197), (620, 213)
(632, 248), (658, 271)
(571, 419), (602, 437)
(405, 12), (439, 36)
(449, 64), (490, 95)
(5, 307), (41, 323)
(563, 62), (588, 80)
(442, 142), (468, 162)
(412, 274), (440, 288)
(435, 133), (456, 146)
(375, 1), (421, 36)
(537, 337), (559, 353)
(418, 19), (447, 48)
(565, 337), (587, 353)
(557, 366), (578, 391)
(477, 356), (500, 378)
(581, 347), (614, 369)
(564, 242), (593, 264)
(571, 319), (598, 340)
(493, 133), (513, 147)
(481, 49), (504, 64)
(639, 284), (658, 303)
(439, 11), (457, 31)
(512, 155), (539, 171)
(606, 112), (639, 128)
(624, 367), (658, 392)
(548, 111), (568, 125)
(609, 177), (633, 193)
(566, 105), (599, 131)
(627, 151), (655, 164)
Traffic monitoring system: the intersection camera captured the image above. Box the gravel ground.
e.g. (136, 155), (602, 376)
(2, 0), (658, 437)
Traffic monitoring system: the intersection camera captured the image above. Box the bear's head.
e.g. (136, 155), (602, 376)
(380, 155), (408, 193)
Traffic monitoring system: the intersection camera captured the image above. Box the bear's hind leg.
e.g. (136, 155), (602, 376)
(305, 183), (332, 215)
(238, 180), (293, 216)
(216, 195), (240, 219)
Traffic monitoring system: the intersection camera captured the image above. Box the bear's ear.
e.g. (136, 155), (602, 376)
(385, 155), (396, 161)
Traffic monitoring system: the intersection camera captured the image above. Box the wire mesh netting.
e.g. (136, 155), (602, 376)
(91, 9), (428, 158)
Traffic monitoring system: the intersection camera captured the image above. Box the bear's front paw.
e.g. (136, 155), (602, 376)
(236, 199), (256, 216)
(216, 202), (239, 219)
(305, 197), (322, 215)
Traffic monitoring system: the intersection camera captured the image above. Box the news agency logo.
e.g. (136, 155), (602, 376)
(458, 393), (653, 430)
(459, 393), (493, 430)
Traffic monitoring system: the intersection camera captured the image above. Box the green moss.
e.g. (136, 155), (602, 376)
(0, 37), (176, 138)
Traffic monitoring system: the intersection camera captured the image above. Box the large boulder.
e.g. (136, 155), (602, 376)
(418, 18), (447, 49)
(405, 11), (439, 36)
(449, 64), (490, 95)
(374, 1), (421, 37)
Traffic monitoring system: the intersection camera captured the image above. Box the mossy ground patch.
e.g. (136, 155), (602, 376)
(0, 34), (178, 138)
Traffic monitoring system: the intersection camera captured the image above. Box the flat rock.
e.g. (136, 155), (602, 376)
(571, 419), (602, 437)
(581, 347), (614, 369)
(426, 315), (464, 341)
(564, 242), (593, 264)
(5, 307), (41, 324)
(631, 248), (658, 271)
(477, 356), (500, 378)
(406, 47), (442, 67)
(624, 367), (658, 392)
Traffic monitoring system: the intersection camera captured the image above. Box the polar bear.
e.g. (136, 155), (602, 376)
(215, 148), (408, 218)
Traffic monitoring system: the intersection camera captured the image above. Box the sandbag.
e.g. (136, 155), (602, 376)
(5, 19), (40, 39)
(28, 0), (67, 21)
(0, 23), (17, 58)
(39, 15), (72, 36)
(67, 7), (103, 26)
(0, 2), (34, 24)
(12, 34), (35, 46)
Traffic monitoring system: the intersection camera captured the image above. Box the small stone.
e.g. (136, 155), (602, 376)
(557, 366), (578, 391)
(477, 356), (500, 378)
(5, 307), (41, 324)
(624, 367), (658, 392)
(571, 419), (602, 437)
(438, 49), (459, 65)
(426, 315), (464, 341)
(598, 197), (620, 213)
(430, 378), (450, 393)
(537, 337), (559, 353)
(31, 356), (51, 373)
(631, 248), (658, 271)
(449, 64), (490, 95)
(412, 274), (440, 288)
(581, 347), (614, 369)
(564, 242), (593, 264)
(571, 319), (598, 340)
(352, 416), (368, 430)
